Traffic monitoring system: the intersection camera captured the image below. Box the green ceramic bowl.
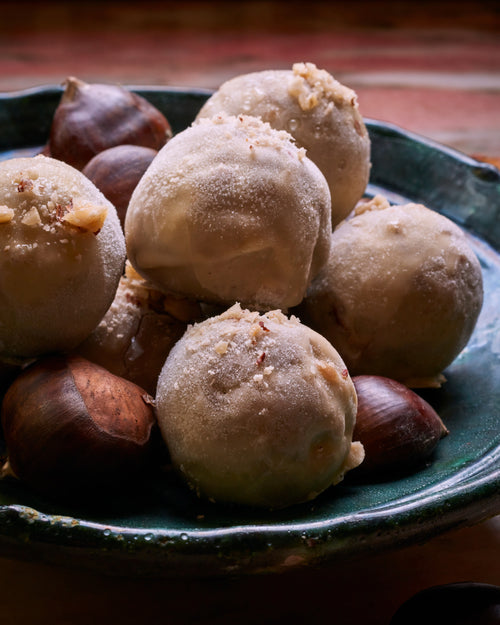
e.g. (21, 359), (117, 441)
(0, 86), (499, 578)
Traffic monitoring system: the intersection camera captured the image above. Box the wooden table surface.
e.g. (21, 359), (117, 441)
(0, 2), (499, 623)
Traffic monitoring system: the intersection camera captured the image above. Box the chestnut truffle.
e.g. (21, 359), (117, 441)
(299, 196), (484, 387)
(155, 303), (364, 509)
(125, 113), (332, 311)
(196, 62), (371, 226)
(0, 155), (125, 363)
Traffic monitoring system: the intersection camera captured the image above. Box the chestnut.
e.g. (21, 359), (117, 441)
(352, 375), (448, 477)
(390, 582), (500, 625)
(82, 144), (158, 228)
(48, 76), (172, 170)
(0, 354), (160, 500)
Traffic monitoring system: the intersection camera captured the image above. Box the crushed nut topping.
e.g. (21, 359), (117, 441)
(21, 206), (42, 226)
(0, 206), (14, 223)
(317, 360), (342, 384)
(59, 200), (108, 234)
(214, 340), (229, 355)
(17, 178), (34, 193)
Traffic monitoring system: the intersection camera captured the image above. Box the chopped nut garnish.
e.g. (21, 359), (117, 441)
(215, 340), (229, 355)
(124, 292), (143, 308)
(17, 178), (34, 193)
(56, 200), (72, 221)
(317, 361), (342, 384)
(354, 194), (391, 216)
(289, 62), (358, 110)
(61, 201), (108, 234)
(0, 206), (14, 223)
(256, 351), (266, 365)
(21, 206), (42, 226)
(125, 261), (144, 282)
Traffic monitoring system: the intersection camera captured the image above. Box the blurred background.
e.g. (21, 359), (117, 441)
(0, 0), (499, 160)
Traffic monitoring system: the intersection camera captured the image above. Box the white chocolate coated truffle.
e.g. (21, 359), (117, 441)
(155, 303), (363, 509)
(77, 262), (202, 395)
(125, 113), (331, 311)
(0, 155), (125, 362)
(197, 62), (371, 226)
(300, 197), (484, 387)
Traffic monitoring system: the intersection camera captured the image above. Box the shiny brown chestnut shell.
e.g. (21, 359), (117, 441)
(352, 375), (448, 477)
(48, 76), (172, 170)
(0, 354), (159, 499)
(82, 144), (158, 228)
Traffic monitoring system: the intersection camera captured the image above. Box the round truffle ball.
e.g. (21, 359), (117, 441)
(155, 303), (364, 509)
(299, 196), (484, 387)
(196, 62), (371, 226)
(0, 155), (126, 362)
(125, 113), (332, 311)
(77, 262), (202, 395)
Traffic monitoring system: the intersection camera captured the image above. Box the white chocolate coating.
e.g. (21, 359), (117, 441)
(196, 62), (371, 226)
(155, 303), (363, 509)
(0, 155), (125, 362)
(300, 197), (484, 387)
(125, 113), (332, 311)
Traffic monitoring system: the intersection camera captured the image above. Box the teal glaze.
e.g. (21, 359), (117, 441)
(0, 87), (498, 578)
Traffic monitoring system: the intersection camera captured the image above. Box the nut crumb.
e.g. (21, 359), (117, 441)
(0, 206), (14, 223)
(21, 206), (42, 226)
(256, 351), (266, 365)
(317, 361), (342, 384)
(214, 340), (229, 355)
(61, 201), (108, 234)
(17, 178), (34, 193)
